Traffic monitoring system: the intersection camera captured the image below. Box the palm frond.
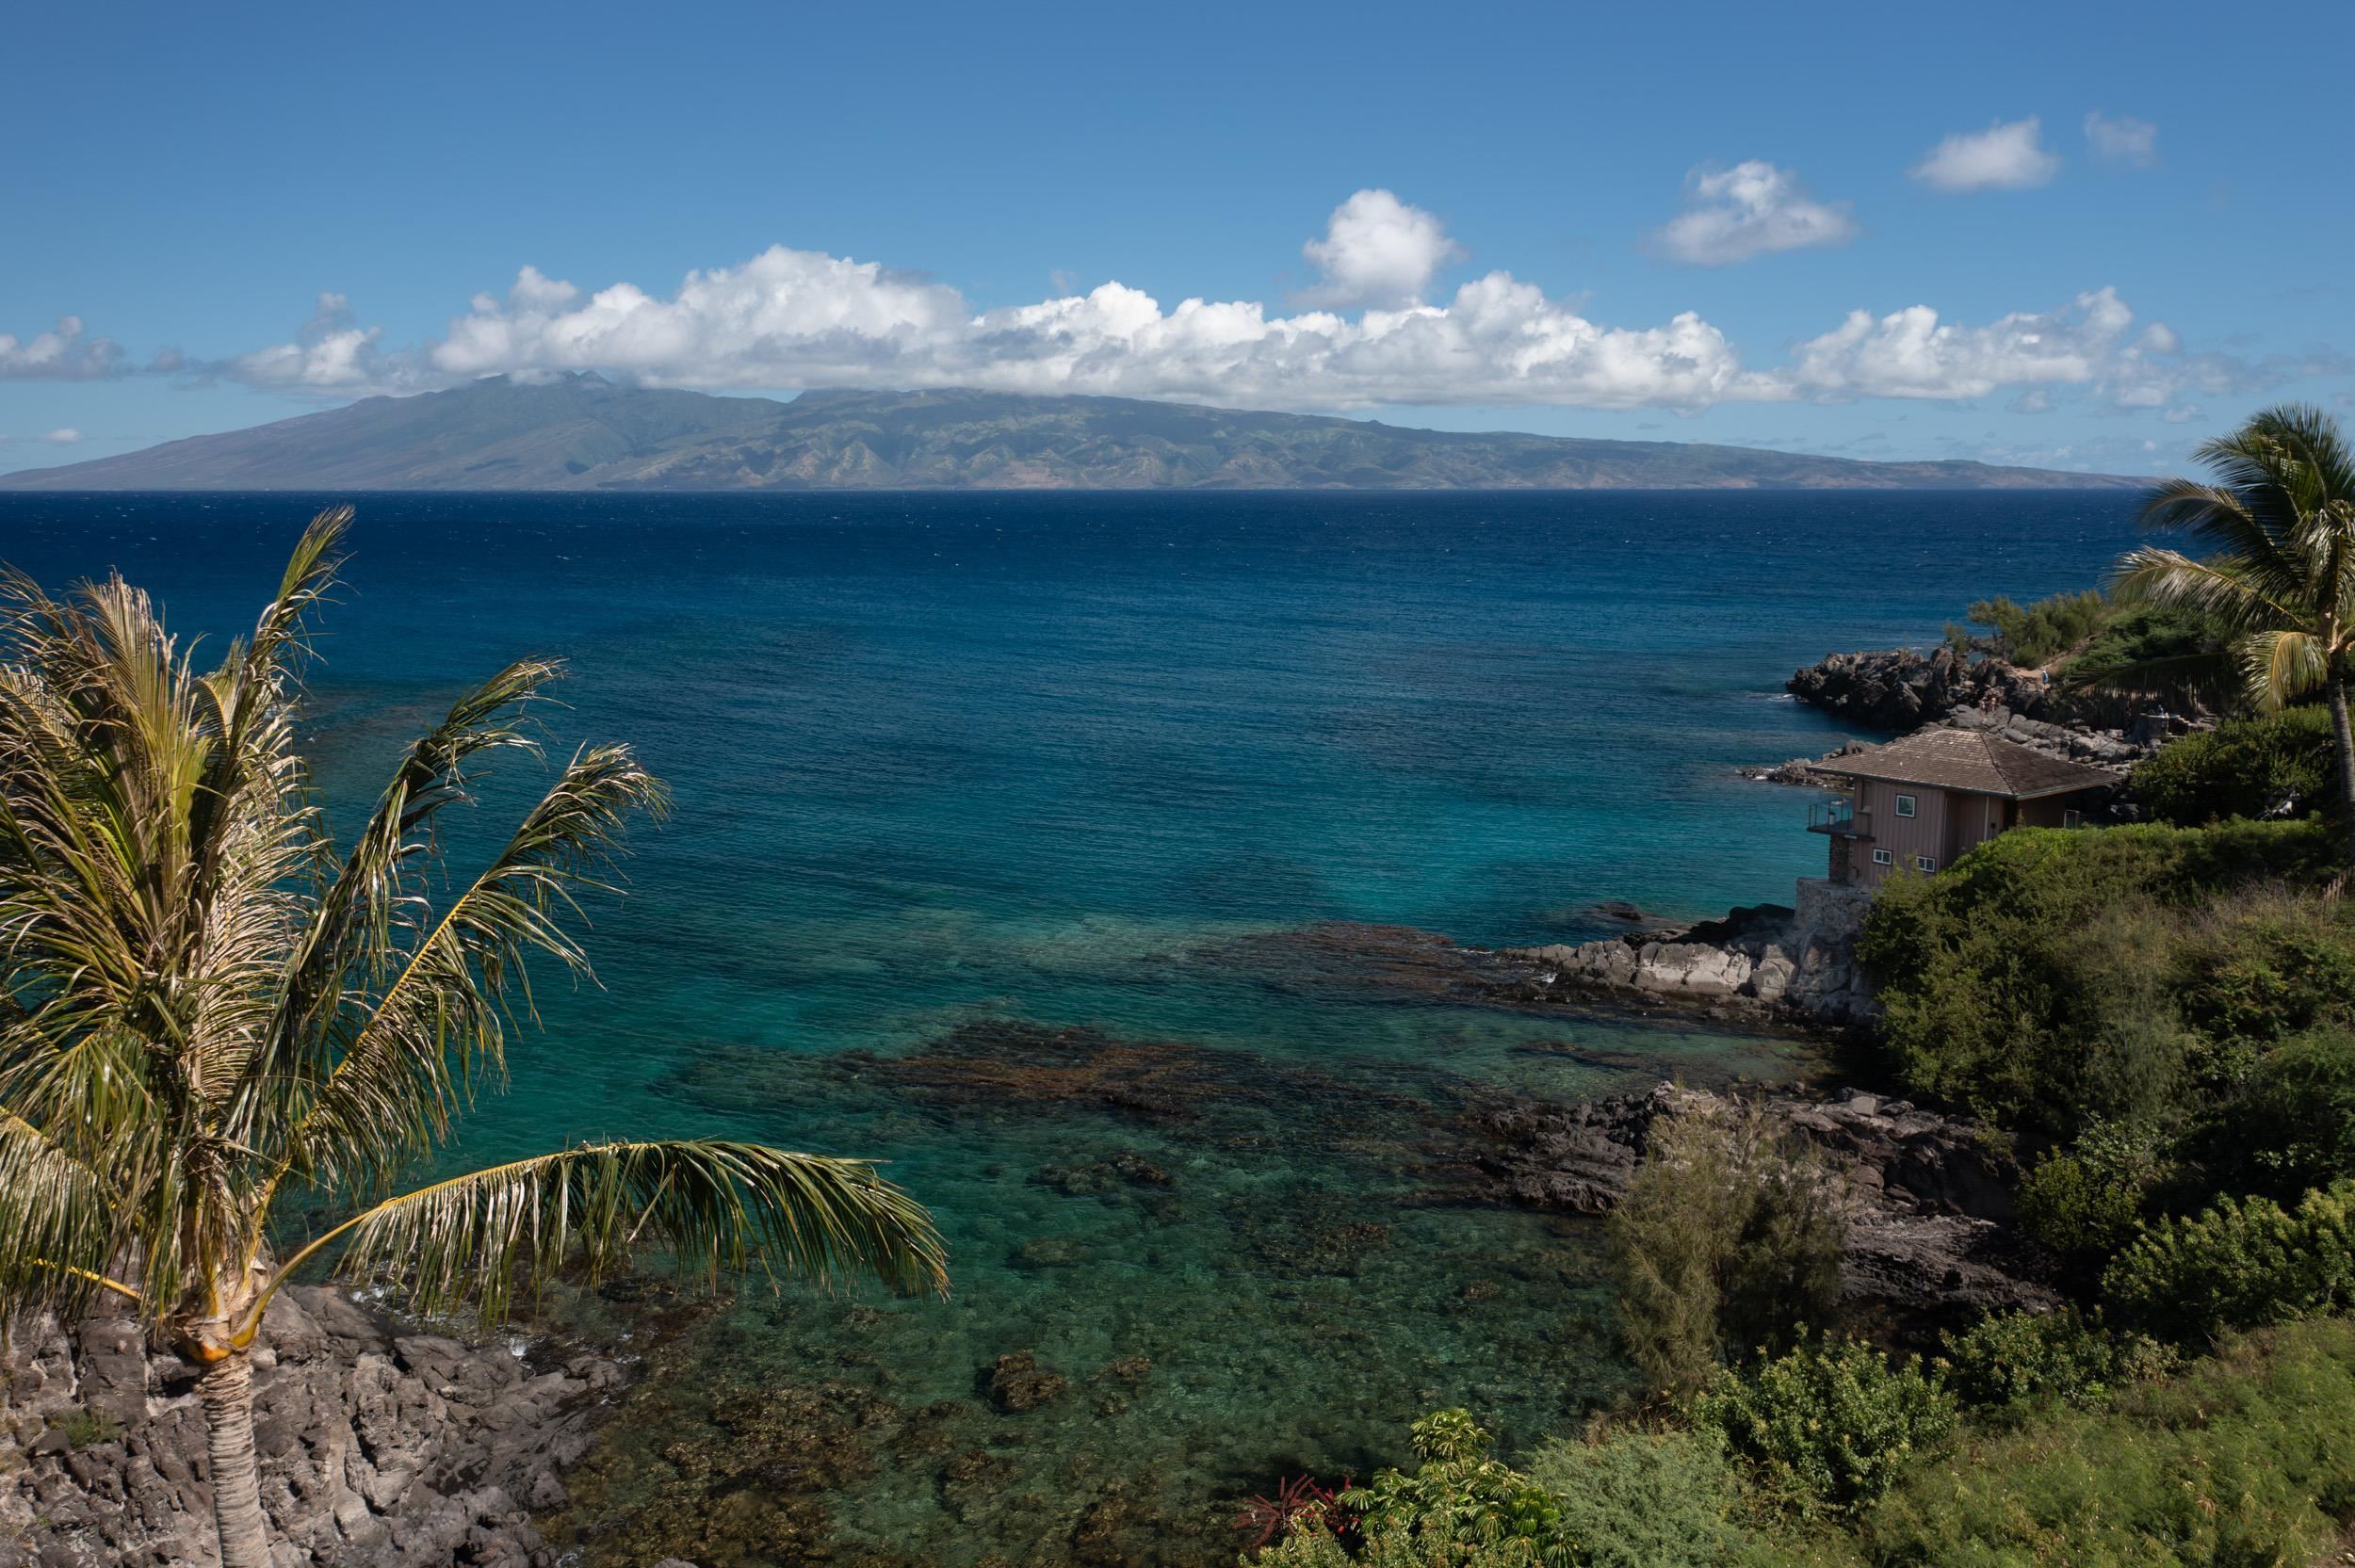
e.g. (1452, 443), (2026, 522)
(0, 1107), (138, 1322)
(236, 659), (571, 1140)
(2066, 648), (2233, 706)
(268, 1139), (947, 1331)
(263, 744), (669, 1198)
(2109, 547), (2297, 635)
(2241, 629), (2331, 711)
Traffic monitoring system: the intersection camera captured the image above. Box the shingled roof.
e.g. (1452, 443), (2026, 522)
(1813, 727), (2120, 800)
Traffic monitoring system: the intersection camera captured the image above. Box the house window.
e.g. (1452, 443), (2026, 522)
(2062, 809), (2085, 829)
(1872, 849), (1893, 865)
(1915, 855), (1937, 872)
(1893, 793), (1918, 818)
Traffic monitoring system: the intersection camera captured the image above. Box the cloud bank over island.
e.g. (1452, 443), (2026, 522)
(1, 182), (2331, 423)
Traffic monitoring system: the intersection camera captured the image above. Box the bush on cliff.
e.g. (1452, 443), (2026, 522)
(1857, 819), (2339, 1138)
(1952, 590), (2109, 668)
(2131, 704), (2338, 826)
(2193, 1027), (2355, 1202)
(2103, 1181), (2355, 1341)
(1933, 1307), (2171, 1418)
(2015, 1122), (2171, 1276)
(1692, 1334), (1957, 1522)
(1608, 1100), (1845, 1402)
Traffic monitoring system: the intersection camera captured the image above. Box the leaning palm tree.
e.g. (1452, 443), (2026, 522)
(0, 508), (947, 1568)
(2116, 404), (2355, 860)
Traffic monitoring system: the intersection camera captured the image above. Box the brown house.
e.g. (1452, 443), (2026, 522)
(1807, 728), (2119, 888)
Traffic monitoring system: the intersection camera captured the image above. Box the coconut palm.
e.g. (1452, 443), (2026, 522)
(0, 508), (947, 1568)
(2116, 404), (2355, 859)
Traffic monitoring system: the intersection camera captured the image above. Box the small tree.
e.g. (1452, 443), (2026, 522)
(2116, 404), (2355, 863)
(0, 509), (948, 1567)
(1607, 1096), (1845, 1402)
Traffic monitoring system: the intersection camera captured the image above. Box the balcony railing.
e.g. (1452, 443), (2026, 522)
(1807, 799), (1870, 837)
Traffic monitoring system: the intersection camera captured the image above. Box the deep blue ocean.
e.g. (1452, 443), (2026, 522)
(0, 489), (2146, 1564)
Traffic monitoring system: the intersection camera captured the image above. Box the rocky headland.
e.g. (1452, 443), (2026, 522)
(1451, 1081), (2058, 1327)
(1785, 645), (2058, 732)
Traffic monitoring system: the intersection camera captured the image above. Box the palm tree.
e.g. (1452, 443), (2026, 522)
(2115, 404), (2355, 860)
(0, 509), (948, 1568)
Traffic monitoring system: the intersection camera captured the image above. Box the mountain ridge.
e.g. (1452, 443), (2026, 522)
(0, 378), (2140, 492)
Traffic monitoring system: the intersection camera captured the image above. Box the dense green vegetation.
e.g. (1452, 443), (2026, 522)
(1945, 585), (2223, 700)
(1950, 589), (2110, 668)
(1692, 1336), (1956, 1521)
(1857, 819), (2340, 1138)
(2103, 1181), (2355, 1340)
(2131, 704), (2339, 826)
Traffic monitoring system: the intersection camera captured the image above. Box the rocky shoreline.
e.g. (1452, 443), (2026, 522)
(1452, 1081), (2058, 1328)
(1499, 881), (1878, 1028)
(0, 1285), (658, 1568)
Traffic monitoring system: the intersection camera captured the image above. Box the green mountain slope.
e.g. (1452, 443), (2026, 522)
(0, 378), (2140, 492)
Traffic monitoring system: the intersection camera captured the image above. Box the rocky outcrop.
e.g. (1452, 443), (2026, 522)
(0, 1287), (627, 1568)
(1457, 1083), (2058, 1319)
(1786, 646), (2055, 731)
(1507, 879), (1876, 1026)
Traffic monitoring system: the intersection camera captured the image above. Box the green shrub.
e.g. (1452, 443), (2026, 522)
(1959, 590), (2109, 668)
(2102, 1180), (2355, 1340)
(2130, 704), (2338, 827)
(2173, 890), (2355, 1052)
(2206, 1027), (2355, 1201)
(1692, 1334), (1957, 1520)
(1258, 1410), (1580, 1568)
(2015, 1122), (2167, 1271)
(1523, 1429), (1749, 1568)
(1250, 1521), (1542, 1567)
(1608, 1098), (1844, 1402)
(1858, 819), (2338, 1137)
(1934, 1308), (2170, 1416)
(1854, 1317), (2355, 1566)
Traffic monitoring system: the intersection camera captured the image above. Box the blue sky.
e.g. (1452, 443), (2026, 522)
(6, 0), (2350, 474)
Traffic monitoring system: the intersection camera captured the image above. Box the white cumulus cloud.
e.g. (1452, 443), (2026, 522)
(0, 317), (124, 380)
(1296, 189), (1465, 308)
(1909, 117), (2062, 192)
(2085, 111), (2158, 166)
(416, 247), (1770, 411)
(227, 292), (410, 391)
(54, 188), (2348, 419)
(1653, 161), (1859, 266)
(1790, 287), (2136, 400)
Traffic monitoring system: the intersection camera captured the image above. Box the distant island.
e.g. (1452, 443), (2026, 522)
(0, 377), (2139, 493)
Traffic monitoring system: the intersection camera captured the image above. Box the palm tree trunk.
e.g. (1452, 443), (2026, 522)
(198, 1351), (272, 1568)
(2331, 671), (2355, 865)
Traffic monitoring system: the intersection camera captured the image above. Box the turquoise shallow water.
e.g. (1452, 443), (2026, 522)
(0, 489), (2144, 1563)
